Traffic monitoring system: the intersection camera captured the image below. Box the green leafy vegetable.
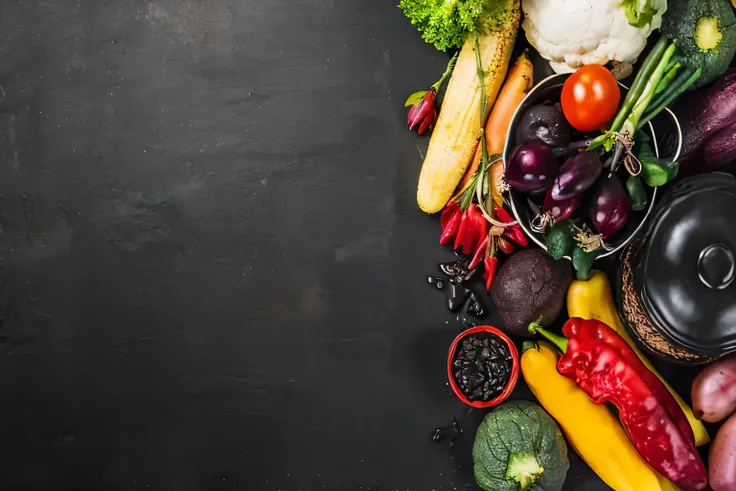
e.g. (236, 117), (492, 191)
(621, 0), (668, 29)
(398, 0), (512, 52)
(661, 0), (736, 88)
(473, 400), (569, 491)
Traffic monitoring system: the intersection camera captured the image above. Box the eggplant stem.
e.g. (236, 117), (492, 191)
(608, 138), (628, 174)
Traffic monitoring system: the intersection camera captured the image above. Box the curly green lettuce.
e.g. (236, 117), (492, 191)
(398, 0), (492, 52)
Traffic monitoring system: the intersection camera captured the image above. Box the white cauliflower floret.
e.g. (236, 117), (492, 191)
(522, 0), (663, 79)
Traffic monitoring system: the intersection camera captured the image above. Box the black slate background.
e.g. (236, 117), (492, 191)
(0, 1), (713, 490)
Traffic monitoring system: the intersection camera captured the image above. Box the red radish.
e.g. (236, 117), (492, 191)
(589, 175), (631, 238)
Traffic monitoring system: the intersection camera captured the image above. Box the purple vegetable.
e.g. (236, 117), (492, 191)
(699, 121), (736, 168)
(543, 187), (578, 221)
(551, 151), (603, 201)
(516, 102), (572, 147)
(589, 175), (631, 238)
(505, 140), (559, 192)
(675, 69), (736, 165)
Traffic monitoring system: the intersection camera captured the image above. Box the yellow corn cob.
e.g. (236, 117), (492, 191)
(417, 0), (521, 214)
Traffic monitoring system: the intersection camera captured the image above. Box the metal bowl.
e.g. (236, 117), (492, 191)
(502, 73), (682, 259)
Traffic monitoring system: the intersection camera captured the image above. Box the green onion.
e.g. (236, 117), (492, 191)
(611, 37), (669, 133)
(638, 66), (702, 130)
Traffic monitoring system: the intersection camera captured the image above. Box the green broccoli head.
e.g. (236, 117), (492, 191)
(398, 0), (492, 52)
(662, 0), (736, 88)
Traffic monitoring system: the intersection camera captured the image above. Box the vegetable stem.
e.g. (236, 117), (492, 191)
(655, 62), (681, 96)
(528, 322), (568, 353)
(611, 37), (669, 133)
(638, 66), (703, 130)
(621, 42), (677, 137)
(431, 51), (460, 92)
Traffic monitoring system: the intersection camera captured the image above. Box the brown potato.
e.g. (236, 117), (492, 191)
(692, 356), (736, 423)
(710, 412), (736, 491)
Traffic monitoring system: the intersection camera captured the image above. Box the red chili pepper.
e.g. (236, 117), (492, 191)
(453, 207), (469, 251)
(440, 203), (462, 245)
(468, 235), (489, 270)
(483, 256), (498, 291)
(495, 207), (529, 247)
(497, 236), (514, 255)
(462, 204), (488, 255)
(407, 90), (437, 135)
(533, 318), (708, 491)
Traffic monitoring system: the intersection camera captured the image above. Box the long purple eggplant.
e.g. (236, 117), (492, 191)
(699, 121), (736, 168)
(675, 69), (736, 166)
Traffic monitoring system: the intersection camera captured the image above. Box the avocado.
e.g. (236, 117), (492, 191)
(490, 248), (572, 337)
(662, 0), (736, 89)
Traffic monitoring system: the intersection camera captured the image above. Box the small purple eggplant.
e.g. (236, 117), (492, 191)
(551, 151), (603, 201)
(589, 175), (632, 238)
(543, 187), (579, 221)
(505, 140), (559, 192)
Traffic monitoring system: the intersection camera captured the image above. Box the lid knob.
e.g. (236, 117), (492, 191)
(697, 244), (735, 290)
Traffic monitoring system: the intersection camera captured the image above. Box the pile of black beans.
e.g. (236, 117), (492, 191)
(451, 332), (514, 403)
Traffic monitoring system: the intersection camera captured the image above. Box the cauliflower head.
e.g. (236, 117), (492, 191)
(522, 0), (665, 79)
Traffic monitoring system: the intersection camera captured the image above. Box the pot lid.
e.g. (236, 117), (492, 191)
(636, 172), (736, 356)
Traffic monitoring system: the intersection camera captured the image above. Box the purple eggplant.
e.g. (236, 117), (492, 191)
(505, 139), (559, 192)
(543, 187), (579, 221)
(699, 121), (736, 168)
(551, 151), (603, 201)
(589, 175), (632, 238)
(675, 69), (736, 165)
(515, 102), (572, 147)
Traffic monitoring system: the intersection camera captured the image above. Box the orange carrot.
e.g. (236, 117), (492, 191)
(452, 52), (533, 202)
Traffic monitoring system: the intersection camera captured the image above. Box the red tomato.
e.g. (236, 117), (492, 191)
(561, 65), (621, 132)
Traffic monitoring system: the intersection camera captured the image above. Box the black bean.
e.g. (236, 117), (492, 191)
(461, 339), (473, 350)
(432, 427), (446, 443)
(472, 387), (483, 399)
(435, 280), (444, 289)
(462, 366), (473, 377)
(482, 338), (490, 347)
(483, 381), (490, 391)
(483, 390), (492, 401)
(453, 359), (462, 368)
(480, 347), (490, 359)
(465, 349), (476, 360)
(475, 360), (485, 371)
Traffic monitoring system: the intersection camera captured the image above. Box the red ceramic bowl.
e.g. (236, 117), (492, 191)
(447, 325), (520, 409)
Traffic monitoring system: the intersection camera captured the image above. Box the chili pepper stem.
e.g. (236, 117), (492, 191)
(528, 322), (568, 353)
(431, 51), (459, 93)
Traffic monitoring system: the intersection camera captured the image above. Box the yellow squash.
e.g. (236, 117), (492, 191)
(416, 0), (520, 214)
(567, 269), (710, 446)
(521, 341), (680, 491)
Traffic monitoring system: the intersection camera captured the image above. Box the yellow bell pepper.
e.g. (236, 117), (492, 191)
(566, 269), (710, 446)
(521, 341), (680, 491)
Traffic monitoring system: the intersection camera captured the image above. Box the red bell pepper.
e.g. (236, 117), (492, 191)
(532, 318), (708, 491)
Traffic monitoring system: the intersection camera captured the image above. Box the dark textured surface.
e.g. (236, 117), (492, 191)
(0, 1), (709, 490)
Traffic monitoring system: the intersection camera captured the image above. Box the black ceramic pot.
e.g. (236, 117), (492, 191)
(619, 172), (736, 364)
